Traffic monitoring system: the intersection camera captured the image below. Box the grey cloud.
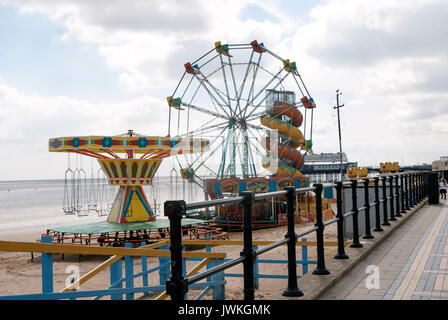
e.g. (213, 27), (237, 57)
(76, 0), (209, 33)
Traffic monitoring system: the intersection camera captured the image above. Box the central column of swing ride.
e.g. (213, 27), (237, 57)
(167, 40), (317, 230)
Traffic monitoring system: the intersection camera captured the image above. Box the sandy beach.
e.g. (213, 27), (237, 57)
(0, 220), (339, 300)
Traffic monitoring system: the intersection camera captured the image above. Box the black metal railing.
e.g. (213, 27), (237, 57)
(164, 171), (438, 300)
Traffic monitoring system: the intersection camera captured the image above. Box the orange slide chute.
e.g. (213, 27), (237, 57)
(261, 101), (307, 178)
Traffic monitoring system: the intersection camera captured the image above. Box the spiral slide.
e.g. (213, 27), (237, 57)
(261, 102), (309, 178)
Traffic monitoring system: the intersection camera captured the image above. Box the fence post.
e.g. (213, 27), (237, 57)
(124, 242), (134, 300)
(395, 175), (402, 217)
(239, 191), (255, 301)
(382, 176), (390, 226)
(405, 174), (410, 210)
(400, 175), (406, 214)
(159, 245), (170, 285)
(373, 177), (383, 232)
(349, 180), (363, 248)
(414, 173), (418, 204)
(165, 200), (188, 301)
(283, 186), (303, 297)
(415, 172), (420, 204)
(110, 258), (123, 300)
(210, 258), (225, 300)
(334, 182), (349, 259)
(428, 172), (440, 205)
(141, 242), (149, 297)
(363, 178), (374, 239)
(41, 235), (53, 294)
(389, 176), (397, 221)
(419, 173), (424, 202)
(312, 183), (330, 275)
(411, 174), (416, 207)
(420, 173), (424, 202)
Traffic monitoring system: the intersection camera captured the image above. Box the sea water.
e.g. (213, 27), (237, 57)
(0, 177), (205, 235)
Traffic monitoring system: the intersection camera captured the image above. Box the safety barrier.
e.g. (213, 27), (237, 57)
(164, 171), (432, 300)
(0, 236), (336, 300)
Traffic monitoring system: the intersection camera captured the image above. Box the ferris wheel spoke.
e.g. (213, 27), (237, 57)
(292, 73), (306, 98)
(240, 54), (263, 119)
(191, 47), (218, 66)
(196, 70), (230, 108)
(226, 55), (240, 102)
(244, 71), (291, 120)
(217, 126), (232, 178)
(264, 48), (284, 63)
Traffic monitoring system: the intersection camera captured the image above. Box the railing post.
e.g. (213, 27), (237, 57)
(159, 245), (170, 285)
(420, 173), (424, 202)
(349, 180), (363, 248)
(334, 182), (349, 259)
(389, 176), (397, 221)
(414, 173), (418, 204)
(395, 175), (402, 217)
(373, 177), (383, 232)
(415, 172), (420, 204)
(363, 178), (374, 239)
(209, 258), (225, 300)
(411, 174), (416, 207)
(405, 174), (411, 210)
(382, 176), (390, 226)
(400, 175), (406, 214)
(283, 186), (304, 297)
(239, 191), (255, 301)
(110, 258), (123, 300)
(253, 245), (259, 290)
(124, 242), (134, 300)
(141, 242), (149, 297)
(41, 235), (54, 294)
(165, 200), (188, 301)
(312, 183), (330, 275)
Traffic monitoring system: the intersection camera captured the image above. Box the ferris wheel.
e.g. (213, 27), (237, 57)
(167, 40), (316, 187)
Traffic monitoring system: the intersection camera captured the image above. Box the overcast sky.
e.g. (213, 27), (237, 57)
(0, 0), (447, 180)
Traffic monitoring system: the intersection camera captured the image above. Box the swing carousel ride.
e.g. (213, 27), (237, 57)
(47, 40), (334, 245)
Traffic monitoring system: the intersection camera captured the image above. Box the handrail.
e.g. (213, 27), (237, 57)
(61, 240), (169, 292)
(163, 170), (433, 300)
(0, 240), (226, 259)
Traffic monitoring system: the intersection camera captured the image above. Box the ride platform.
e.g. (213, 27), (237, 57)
(46, 218), (228, 246)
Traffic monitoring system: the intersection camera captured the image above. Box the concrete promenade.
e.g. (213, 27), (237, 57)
(320, 199), (448, 300)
